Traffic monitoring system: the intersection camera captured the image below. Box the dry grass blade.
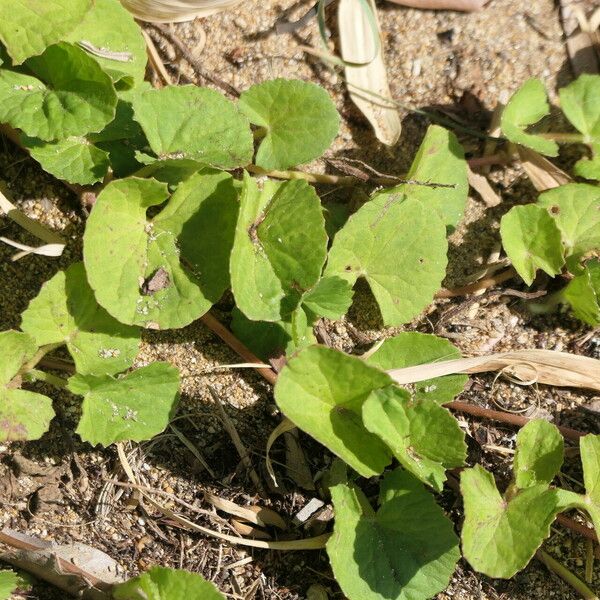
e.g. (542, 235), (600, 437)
(121, 0), (244, 23)
(467, 166), (501, 207)
(169, 423), (215, 478)
(560, 0), (600, 76)
(386, 0), (488, 10)
(387, 349), (600, 392)
(338, 0), (401, 145)
(204, 492), (287, 530)
(265, 418), (297, 488)
(517, 147), (572, 191)
(230, 519), (272, 540)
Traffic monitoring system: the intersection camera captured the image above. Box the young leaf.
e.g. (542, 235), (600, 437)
(513, 420), (564, 489)
(574, 144), (600, 181)
(559, 74), (600, 144)
(365, 332), (467, 404)
(362, 385), (466, 492)
(562, 259), (600, 325)
(0, 571), (19, 600)
(327, 470), (460, 600)
(500, 204), (564, 285)
(500, 79), (558, 156)
(461, 465), (559, 578)
(274, 345), (392, 477)
(133, 159), (205, 188)
(84, 172), (238, 329)
(230, 306), (315, 361)
(64, 0), (147, 87)
(301, 276), (354, 320)
(325, 196), (448, 326)
(22, 136), (110, 185)
(239, 78), (340, 170)
(21, 262), (141, 376)
(230, 176), (328, 321)
(0, 330), (55, 441)
(537, 183), (600, 264)
(113, 566), (224, 600)
(0, 43), (117, 141)
(0, 0), (92, 64)
(70, 362), (180, 446)
(375, 125), (468, 229)
(132, 85), (253, 168)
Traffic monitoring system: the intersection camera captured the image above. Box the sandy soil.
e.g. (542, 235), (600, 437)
(1, 0), (599, 598)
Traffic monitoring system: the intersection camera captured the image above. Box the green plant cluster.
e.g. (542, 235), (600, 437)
(0, 2), (599, 599)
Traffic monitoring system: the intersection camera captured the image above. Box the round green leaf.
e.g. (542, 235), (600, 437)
(70, 362), (180, 446)
(0, 0), (92, 64)
(366, 332), (467, 404)
(21, 262), (141, 376)
(500, 204), (565, 285)
(113, 567), (224, 600)
(0, 42), (117, 141)
(64, 0), (147, 87)
(239, 78), (340, 170)
(0, 571), (19, 600)
(559, 74), (600, 144)
(301, 276), (354, 320)
(501, 79), (558, 156)
(23, 136), (110, 185)
(562, 259), (600, 325)
(132, 85), (253, 168)
(0, 330), (37, 385)
(362, 385), (466, 492)
(325, 196), (448, 326)
(328, 471), (460, 600)
(274, 345), (392, 477)
(84, 172), (239, 329)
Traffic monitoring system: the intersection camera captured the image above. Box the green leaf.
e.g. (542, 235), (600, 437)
(84, 172), (238, 329)
(559, 74), (600, 144)
(366, 332), (467, 404)
(230, 307), (315, 361)
(327, 471), (460, 600)
(132, 85), (253, 168)
(134, 159), (205, 188)
(0, 571), (19, 600)
(580, 435), (600, 534)
(562, 260), (600, 326)
(113, 566), (224, 600)
(22, 136), (110, 185)
(21, 263), (140, 376)
(0, 0), (92, 64)
(64, 0), (147, 87)
(362, 385), (466, 492)
(500, 204), (564, 285)
(513, 420), (564, 489)
(574, 144), (600, 181)
(239, 78), (340, 170)
(538, 183), (600, 263)
(70, 362), (179, 446)
(230, 175), (328, 321)
(501, 79), (558, 156)
(461, 465), (559, 578)
(0, 330), (55, 441)
(0, 42), (117, 141)
(375, 126), (468, 229)
(302, 276), (354, 320)
(274, 345), (392, 477)
(325, 196), (448, 326)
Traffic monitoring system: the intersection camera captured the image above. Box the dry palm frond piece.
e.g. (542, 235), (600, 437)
(120, 0), (244, 22)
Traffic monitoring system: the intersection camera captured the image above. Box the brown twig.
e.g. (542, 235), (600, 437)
(556, 514), (599, 543)
(445, 400), (585, 441)
(435, 267), (517, 299)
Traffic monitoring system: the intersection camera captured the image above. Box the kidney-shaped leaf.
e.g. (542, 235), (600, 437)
(132, 85), (253, 169)
(239, 79), (340, 170)
(559, 74), (600, 144)
(0, 0), (92, 64)
(325, 196), (448, 326)
(0, 331), (54, 442)
(0, 43), (117, 141)
(328, 470), (460, 600)
(563, 259), (600, 325)
(84, 173), (238, 329)
(362, 386), (466, 492)
(500, 204), (564, 285)
(21, 262), (140, 376)
(69, 362), (180, 446)
(274, 345), (392, 477)
(113, 567), (224, 600)
(501, 79), (558, 156)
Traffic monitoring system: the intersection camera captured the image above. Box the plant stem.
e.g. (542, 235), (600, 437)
(24, 369), (68, 389)
(536, 549), (599, 600)
(467, 152), (512, 169)
(556, 514), (598, 543)
(538, 132), (585, 143)
(435, 267), (516, 299)
(17, 343), (63, 377)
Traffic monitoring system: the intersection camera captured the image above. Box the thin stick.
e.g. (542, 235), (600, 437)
(200, 313), (277, 385)
(436, 268), (516, 299)
(536, 549), (599, 600)
(170, 423), (216, 478)
(208, 386), (266, 496)
(445, 400), (585, 441)
(141, 28), (172, 86)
